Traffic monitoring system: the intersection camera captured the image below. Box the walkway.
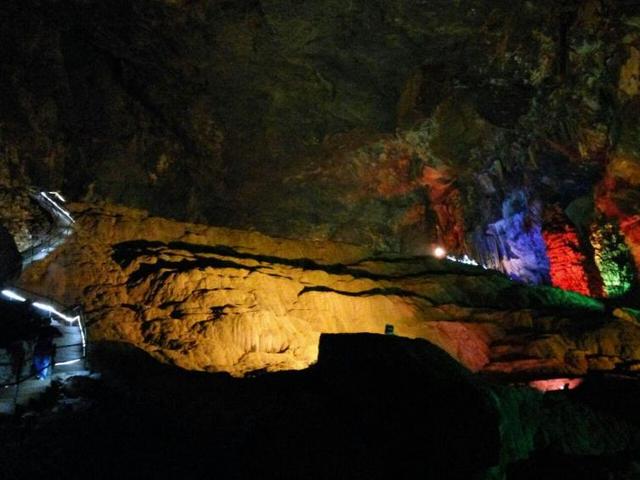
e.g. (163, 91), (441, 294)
(21, 189), (74, 268)
(0, 190), (89, 414)
(0, 288), (89, 414)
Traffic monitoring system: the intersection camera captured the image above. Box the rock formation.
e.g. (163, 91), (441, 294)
(1, 0), (639, 294)
(3, 332), (639, 479)
(0, 188), (54, 253)
(18, 203), (640, 378)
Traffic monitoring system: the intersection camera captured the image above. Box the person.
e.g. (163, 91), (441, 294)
(33, 335), (56, 380)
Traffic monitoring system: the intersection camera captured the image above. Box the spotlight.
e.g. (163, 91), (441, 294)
(2, 289), (26, 302)
(433, 246), (446, 259)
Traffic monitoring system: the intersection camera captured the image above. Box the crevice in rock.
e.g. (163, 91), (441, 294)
(113, 239), (496, 283)
(297, 285), (435, 304)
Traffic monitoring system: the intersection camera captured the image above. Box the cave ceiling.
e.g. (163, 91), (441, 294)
(1, 0), (639, 291)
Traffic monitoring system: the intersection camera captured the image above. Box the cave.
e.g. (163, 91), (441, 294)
(1, 0), (640, 478)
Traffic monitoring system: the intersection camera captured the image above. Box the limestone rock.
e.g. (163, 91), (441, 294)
(0, 187), (53, 252)
(17, 203), (640, 378)
(1, 0), (639, 298)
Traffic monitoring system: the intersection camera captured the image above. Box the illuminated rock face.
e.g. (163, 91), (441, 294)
(620, 217), (640, 276)
(589, 221), (635, 298)
(596, 155), (640, 285)
(1, 0), (638, 298)
(543, 227), (592, 296)
(0, 188), (53, 252)
(18, 204), (504, 375)
(485, 212), (550, 285)
(17, 204), (640, 378)
(470, 193), (551, 285)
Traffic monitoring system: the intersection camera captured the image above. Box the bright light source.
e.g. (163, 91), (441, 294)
(32, 302), (56, 313)
(433, 246), (446, 259)
(7, 288), (86, 361)
(40, 192), (75, 223)
(2, 289), (27, 302)
(32, 302), (80, 323)
(446, 254), (484, 268)
(55, 359), (82, 366)
(48, 191), (66, 203)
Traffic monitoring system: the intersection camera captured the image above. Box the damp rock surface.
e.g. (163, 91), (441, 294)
(1, 1), (639, 292)
(18, 203), (640, 378)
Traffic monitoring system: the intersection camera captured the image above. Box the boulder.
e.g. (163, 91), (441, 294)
(241, 333), (502, 479)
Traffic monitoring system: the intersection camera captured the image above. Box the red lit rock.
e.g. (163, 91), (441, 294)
(528, 377), (583, 392)
(542, 228), (592, 296)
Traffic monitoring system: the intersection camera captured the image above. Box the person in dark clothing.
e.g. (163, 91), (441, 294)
(33, 335), (56, 380)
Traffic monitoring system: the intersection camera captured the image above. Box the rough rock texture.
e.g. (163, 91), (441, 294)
(0, 224), (21, 283)
(17, 204), (640, 378)
(0, 188), (54, 252)
(1, 0), (639, 291)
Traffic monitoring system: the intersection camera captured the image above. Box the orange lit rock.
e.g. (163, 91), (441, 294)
(619, 46), (640, 98)
(420, 166), (466, 252)
(17, 203), (640, 379)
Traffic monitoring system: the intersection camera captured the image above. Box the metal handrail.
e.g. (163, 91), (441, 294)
(1, 358), (55, 388)
(19, 188), (74, 268)
(0, 188), (85, 412)
(1, 287), (89, 384)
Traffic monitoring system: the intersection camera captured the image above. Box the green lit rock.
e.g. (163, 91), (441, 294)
(590, 221), (635, 297)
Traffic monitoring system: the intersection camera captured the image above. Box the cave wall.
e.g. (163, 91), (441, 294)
(1, 0), (639, 293)
(22, 203), (640, 379)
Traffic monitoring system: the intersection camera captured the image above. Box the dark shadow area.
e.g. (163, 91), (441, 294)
(0, 334), (502, 479)
(0, 302), (48, 348)
(2, 335), (640, 479)
(298, 284), (437, 303)
(112, 239), (489, 283)
(507, 450), (640, 480)
(0, 223), (22, 282)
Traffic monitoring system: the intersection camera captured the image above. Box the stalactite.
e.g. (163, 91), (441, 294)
(620, 216), (640, 274)
(469, 193), (551, 285)
(472, 213), (550, 285)
(542, 228), (592, 296)
(421, 166), (466, 253)
(589, 221), (635, 297)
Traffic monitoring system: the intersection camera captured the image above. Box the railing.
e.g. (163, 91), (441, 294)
(0, 355), (60, 415)
(0, 188), (84, 413)
(1, 357), (55, 388)
(0, 340), (87, 387)
(20, 229), (73, 268)
(1, 277), (88, 413)
(20, 188), (75, 268)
